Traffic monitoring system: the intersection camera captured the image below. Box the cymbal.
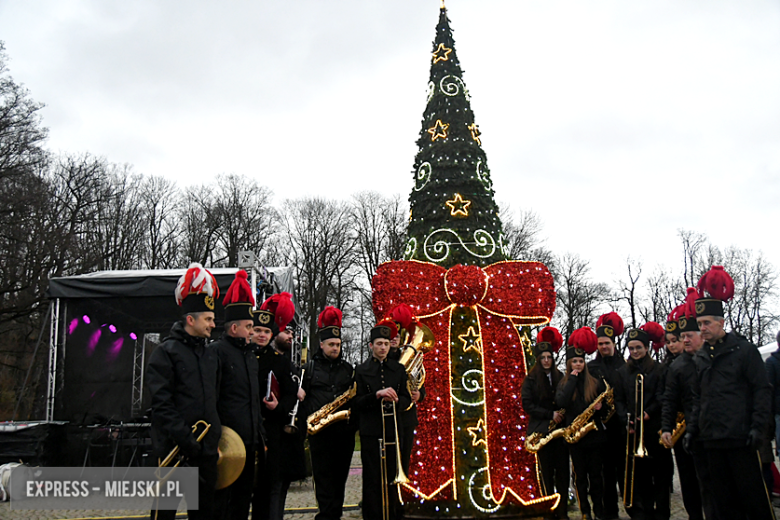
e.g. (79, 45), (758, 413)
(215, 426), (246, 490)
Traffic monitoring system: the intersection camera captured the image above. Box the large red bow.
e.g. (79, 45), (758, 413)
(373, 260), (557, 506)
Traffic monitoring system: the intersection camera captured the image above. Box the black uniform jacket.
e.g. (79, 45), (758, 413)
(212, 333), (262, 447)
(661, 351), (696, 434)
(146, 321), (221, 458)
(256, 344), (299, 433)
(555, 372), (608, 446)
(387, 346), (426, 428)
(588, 353), (626, 389)
(615, 354), (667, 442)
(521, 367), (562, 435)
(690, 332), (771, 447)
(302, 349), (356, 435)
(354, 356), (411, 437)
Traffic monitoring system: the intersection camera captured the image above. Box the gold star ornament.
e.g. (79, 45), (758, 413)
(467, 418), (488, 448)
(458, 326), (482, 354)
(446, 193), (471, 217)
(427, 119), (449, 142)
(432, 43), (452, 64)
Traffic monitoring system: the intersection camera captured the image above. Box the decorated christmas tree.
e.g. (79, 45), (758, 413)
(372, 4), (558, 517)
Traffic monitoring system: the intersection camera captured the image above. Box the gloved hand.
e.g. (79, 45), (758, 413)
(746, 429), (762, 450)
(682, 432), (694, 453)
(181, 438), (202, 460)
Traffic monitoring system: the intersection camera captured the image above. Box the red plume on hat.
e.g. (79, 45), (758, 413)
(223, 270), (255, 306)
(175, 263), (219, 306)
(596, 312), (625, 336)
(317, 306), (342, 329)
(683, 287), (701, 318)
(389, 304), (416, 335)
(375, 318), (399, 339)
(697, 265), (735, 302)
(261, 292), (295, 330)
(568, 326), (598, 354)
(641, 322), (666, 352)
(536, 326), (563, 353)
(667, 304), (684, 323)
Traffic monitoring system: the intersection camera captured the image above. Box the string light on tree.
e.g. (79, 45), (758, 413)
(458, 326), (482, 354)
(428, 119), (450, 141)
(468, 123), (481, 145)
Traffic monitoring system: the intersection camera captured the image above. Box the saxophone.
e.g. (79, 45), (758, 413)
(562, 382), (613, 444)
(306, 383), (357, 435)
(659, 412), (686, 448)
(525, 409), (566, 454)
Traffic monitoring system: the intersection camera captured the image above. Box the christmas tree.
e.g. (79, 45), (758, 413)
(372, 4), (558, 517)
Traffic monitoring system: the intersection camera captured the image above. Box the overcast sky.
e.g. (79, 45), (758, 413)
(1, 0), (779, 292)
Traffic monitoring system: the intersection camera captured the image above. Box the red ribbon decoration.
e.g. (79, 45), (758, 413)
(373, 260), (557, 505)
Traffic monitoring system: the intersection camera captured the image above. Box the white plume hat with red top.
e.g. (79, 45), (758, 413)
(175, 263), (219, 314)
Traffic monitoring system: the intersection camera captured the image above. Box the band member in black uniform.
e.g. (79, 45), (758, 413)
(661, 290), (708, 520)
(615, 323), (672, 520)
(252, 292), (298, 520)
(557, 326), (606, 520)
(685, 266), (773, 520)
(355, 318), (411, 520)
(586, 312), (626, 520)
(521, 326), (568, 520)
(386, 304), (425, 478)
(302, 306), (356, 520)
(212, 270), (262, 520)
(147, 263), (221, 520)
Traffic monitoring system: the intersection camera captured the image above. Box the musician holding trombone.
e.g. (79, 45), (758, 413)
(301, 306), (357, 520)
(521, 326), (568, 520)
(355, 318), (412, 520)
(147, 263), (222, 520)
(615, 323), (672, 520)
(556, 327), (608, 520)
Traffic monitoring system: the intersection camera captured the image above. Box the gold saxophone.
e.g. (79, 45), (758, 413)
(659, 412), (686, 448)
(306, 383), (357, 435)
(561, 382), (614, 444)
(525, 409), (566, 454)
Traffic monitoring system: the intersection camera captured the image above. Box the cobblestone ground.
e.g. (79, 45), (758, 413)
(3, 454), (780, 520)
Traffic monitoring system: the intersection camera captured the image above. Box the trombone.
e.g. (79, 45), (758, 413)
(623, 374), (647, 509)
(156, 420), (210, 481)
(380, 400), (410, 520)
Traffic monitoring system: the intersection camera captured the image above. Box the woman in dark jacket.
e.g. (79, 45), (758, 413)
(615, 323), (672, 520)
(556, 327), (607, 520)
(521, 327), (568, 520)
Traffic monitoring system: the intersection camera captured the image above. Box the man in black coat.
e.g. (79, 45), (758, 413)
(253, 292), (299, 520)
(586, 315), (626, 520)
(147, 264), (221, 520)
(302, 306), (356, 520)
(765, 329), (780, 460)
(661, 309), (705, 520)
(212, 270), (263, 520)
(614, 325), (672, 520)
(355, 319), (411, 520)
(685, 279), (773, 520)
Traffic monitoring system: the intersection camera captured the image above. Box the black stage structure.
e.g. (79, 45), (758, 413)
(0, 265), (297, 467)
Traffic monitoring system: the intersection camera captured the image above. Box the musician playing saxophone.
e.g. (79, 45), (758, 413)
(555, 327), (608, 520)
(355, 319), (411, 520)
(301, 306), (356, 520)
(521, 327), (568, 520)
(614, 323), (672, 520)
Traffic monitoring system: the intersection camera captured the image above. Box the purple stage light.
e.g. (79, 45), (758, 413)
(107, 337), (124, 361)
(129, 332), (137, 341)
(68, 318), (79, 335)
(108, 324), (117, 333)
(82, 315), (91, 324)
(87, 329), (102, 356)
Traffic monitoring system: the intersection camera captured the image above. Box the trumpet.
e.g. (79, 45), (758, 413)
(624, 374), (646, 509)
(156, 420), (210, 482)
(380, 401), (409, 520)
(284, 369), (305, 435)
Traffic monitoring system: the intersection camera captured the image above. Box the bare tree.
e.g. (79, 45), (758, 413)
(613, 257), (643, 330)
(552, 253), (610, 339)
(500, 205), (545, 261)
(140, 175), (181, 269)
(641, 267), (684, 325)
(723, 247), (778, 345)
